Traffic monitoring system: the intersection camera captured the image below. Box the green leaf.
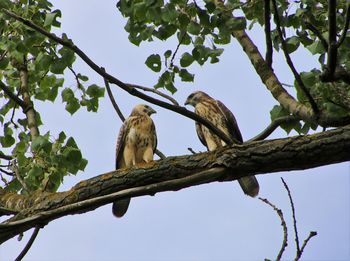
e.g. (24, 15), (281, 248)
(63, 147), (82, 165)
(0, 57), (9, 69)
(187, 21), (201, 35)
(44, 10), (61, 27)
(180, 52), (194, 67)
(31, 136), (52, 153)
(65, 99), (80, 115)
(28, 166), (43, 178)
(307, 41), (325, 55)
(164, 50), (172, 59)
(61, 88), (75, 102)
(86, 84), (105, 98)
(179, 69), (194, 82)
(50, 59), (66, 74)
(225, 17), (246, 31)
(270, 105), (290, 121)
(145, 54), (162, 72)
(285, 36), (300, 54)
(0, 135), (15, 148)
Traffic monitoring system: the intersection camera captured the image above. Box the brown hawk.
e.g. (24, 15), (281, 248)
(112, 104), (157, 217)
(185, 91), (259, 197)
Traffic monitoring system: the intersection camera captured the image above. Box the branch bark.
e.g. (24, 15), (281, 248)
(1, 126), (350, 244)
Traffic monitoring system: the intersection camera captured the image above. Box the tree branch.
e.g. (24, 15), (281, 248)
(296, 231), (317, 261)
(337, 2), (350, 48)
(102, 68), (126, 122)
(0, 80), (27, 110)
(230, 28), (315, 123)
(14, 226), (40, 261)
(247, 115), (300, 142)
(272, 0), (319, 115)
(322, 0), (338, 80)
(0, 126), (349, 243)
(259, 197), (288, 260)
(125, 83), (179, 106)
(303, 21), (328, 50)
(281, 178), (300, 255)
(264, 0), (273, 67)
(15, 63), (40, 139)
(1, 9), (233, 146)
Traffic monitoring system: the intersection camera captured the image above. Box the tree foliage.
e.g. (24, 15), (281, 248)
(0, 0), (350, 258)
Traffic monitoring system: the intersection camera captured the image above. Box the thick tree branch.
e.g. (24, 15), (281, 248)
(0, 126), (350, 243)
(231, 28), (350, 127)
(272, 0), (319, 115)
(1, 9), (233, 146)
(230, 29), (315, 122)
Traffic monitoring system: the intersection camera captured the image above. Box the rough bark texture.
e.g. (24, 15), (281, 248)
(232, 29), (350, 127)
(0, 126), (350, 243)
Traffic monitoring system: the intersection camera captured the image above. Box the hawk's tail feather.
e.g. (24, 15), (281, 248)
(238, 176), (259, 197)
(112, 198), (131, 218)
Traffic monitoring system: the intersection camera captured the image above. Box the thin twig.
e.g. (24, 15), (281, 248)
(247, 116), (300, 142)
(0, 81), (27, 110)
(0, 168), (14, 176)
(272, 0), (319, 115)
(259, 197), (288, 260)
(11, 162), (30, 192)
(14, 226), (41, 261)
(296, 231), (317, 261)
(337, 2), (350, 47)
(102, 68), (125, 122)
(281, 178), (300, 255)
(0, 153), (13, 160)
(187, 147), (197, 154)
(170, 32), (184, 67)
(264, 0), (273, 67)
(126, 83), (179, 106)
(1, 9), (234, 146)
(68, 66), (84, 91)
(304, 21), (328, 50)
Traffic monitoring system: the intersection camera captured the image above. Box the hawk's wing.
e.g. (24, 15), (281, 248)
(195, 121), (207, 147)
(115, 121), (128, 169)
(216, 100), (243, 144)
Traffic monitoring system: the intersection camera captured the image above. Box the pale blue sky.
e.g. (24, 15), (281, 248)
(1, 1), (349, 260)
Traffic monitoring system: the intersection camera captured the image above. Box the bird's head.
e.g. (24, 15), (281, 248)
(184, 91), (210, 107)
(131, 104), (156, 116)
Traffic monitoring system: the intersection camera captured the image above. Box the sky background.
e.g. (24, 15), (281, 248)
(1, 0), (350, 260)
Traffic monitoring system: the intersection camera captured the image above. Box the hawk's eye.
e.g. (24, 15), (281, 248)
(143, 108), (148, 113)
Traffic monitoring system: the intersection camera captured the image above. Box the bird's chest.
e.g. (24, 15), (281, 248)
(126, 119), (153, 148)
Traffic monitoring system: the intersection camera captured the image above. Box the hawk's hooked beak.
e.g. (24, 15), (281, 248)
(184, 98), (191, 106)
(149, 107), (156, 115)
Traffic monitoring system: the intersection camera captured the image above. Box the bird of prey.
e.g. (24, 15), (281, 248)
(185, 91), (259, 197)
(112, 104), (157, 217)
